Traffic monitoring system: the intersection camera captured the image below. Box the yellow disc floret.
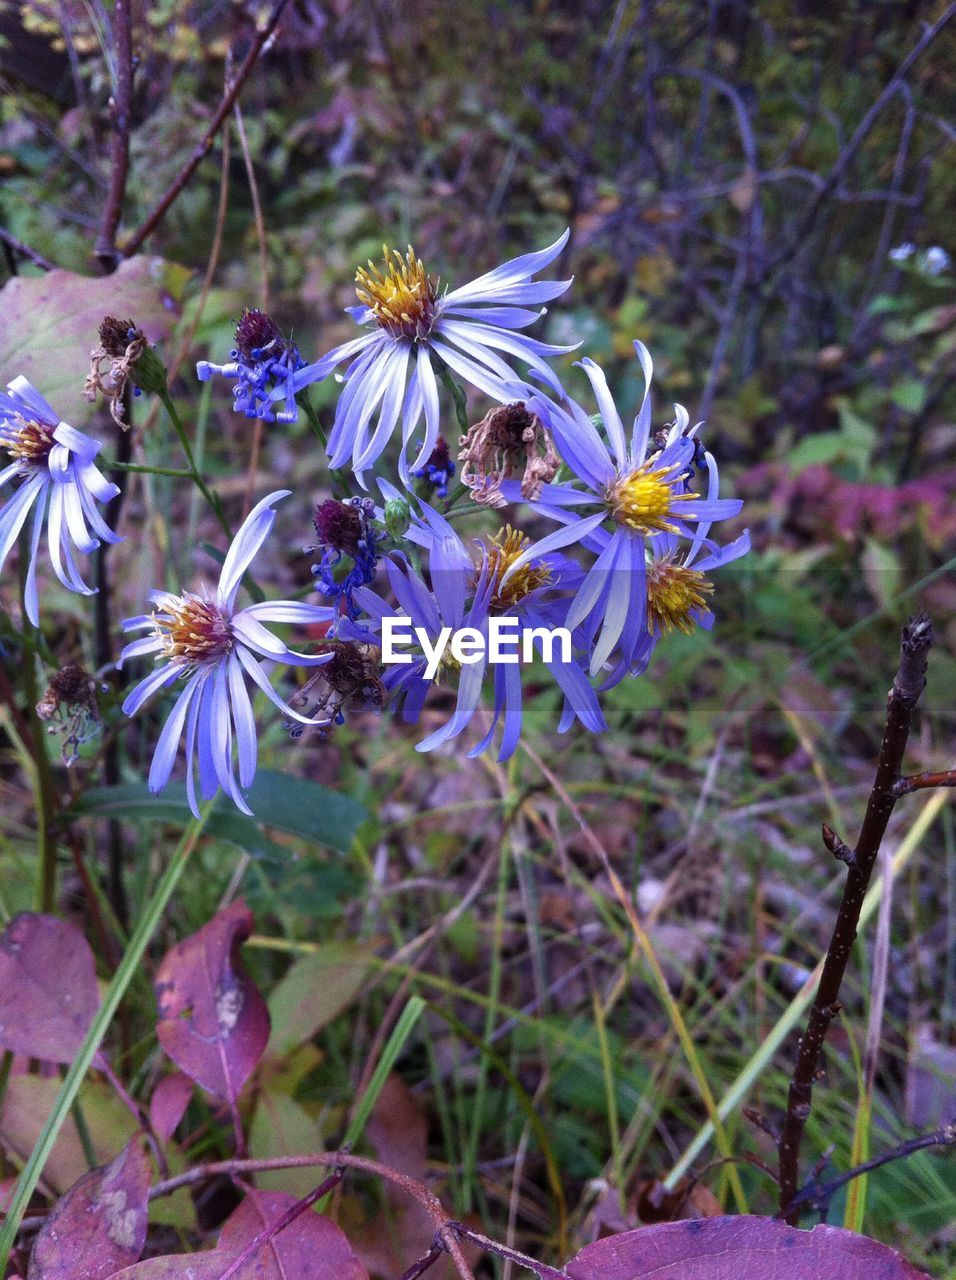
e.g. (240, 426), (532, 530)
(151, 592), (233, 665)
(485, 526), (552, 610)
(3, 417), (56, 467)
(356, 246), (439, 341)
(607, 456), (695, 534)
(646, 559), (713, 635)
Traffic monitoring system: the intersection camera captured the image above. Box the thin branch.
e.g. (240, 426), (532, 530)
(767, 3), (956, 275)
(783, 1123), (956, 1219)
(778, 615), (933, 1222)
(120, 0), (292, 259)
(892, 768), (956, 797)
(94, 0), (134, 269)
(0, 226), (55, 272)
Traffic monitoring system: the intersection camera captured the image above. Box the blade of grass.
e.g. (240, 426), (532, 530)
(343, 996), (425, 1148)
(0, 799), (215, 1269)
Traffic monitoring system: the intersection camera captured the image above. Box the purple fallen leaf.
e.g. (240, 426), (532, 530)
(0, 914), (100, 1065)
(565, 1216), (931, 1280)
(110, 1189), (369, 1279)
(154, 901), (269, 1102)
(148, 1074), (193, 1145)
(27, 1137), (151, 1280)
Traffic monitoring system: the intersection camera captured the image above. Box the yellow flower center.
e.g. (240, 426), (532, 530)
(3, 417), (56, 467)
(485, 526), (552, 610)
(151, 593), (233, 665)
(607, 456), (694, 534)
(646, 559), (713, 635)
(356, 246), (439, 340)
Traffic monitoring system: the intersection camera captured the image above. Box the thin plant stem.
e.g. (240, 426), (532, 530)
(158, 389), (231, 538)
(0, 800), (216, 1270)
(18, 534), (57, 913)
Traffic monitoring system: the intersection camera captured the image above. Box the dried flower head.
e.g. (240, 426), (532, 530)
(36, 662), (103, 765)
(459, 401), (559, 508)
(288, 641), (386, 737)
(84, 316), (166, 428)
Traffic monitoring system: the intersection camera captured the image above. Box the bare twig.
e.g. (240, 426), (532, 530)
(0, 226), (55, 272)
(120, 0), (292, 258)
(778, 615), (934, 1221)
(783, 1123), (956, 1219)
(892, 768), (956, 798)
(94, 0), (134, 269)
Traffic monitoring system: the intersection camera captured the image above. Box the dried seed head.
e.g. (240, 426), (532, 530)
(98, 316), (140, 357)
(459, 402), (558, 508)
(36, 662), (102, 766)
(313, 499), (364, 557)
(235, 308), (285, 362)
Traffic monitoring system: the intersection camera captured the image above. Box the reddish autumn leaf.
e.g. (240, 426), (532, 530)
(28, 1137), (151, 1280)
(0, 914), (100, 1064)
(154, 902), (269, 1102)
(110, 1189), (369, 1279)
(148, 1073), (193, 1145)
(565, 1216), (931, 1279)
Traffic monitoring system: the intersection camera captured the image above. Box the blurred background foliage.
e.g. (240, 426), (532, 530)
(0, 0), (955, 1274)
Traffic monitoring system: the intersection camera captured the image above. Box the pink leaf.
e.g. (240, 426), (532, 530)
(154, 902), (269, 1102)
(0, 914), (100, 1064)
(148, 1074), (193, 1146)
(565, 1216), (931, 1279)
(110, 1189), (369, 1279)
(27, 1137), (151, 1280)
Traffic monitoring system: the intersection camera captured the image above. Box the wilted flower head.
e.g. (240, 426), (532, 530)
(310, 495), (385, 615)
(0, 376), (122, 626)
(287, 640), (386, 736)
(293, 230), (577, 481)
(197, 309), (305, 424)
(458, 401), (559, 508)
(85, 316), (167, 427)
(36, 662), (104, 765)
(120, 490), (334, 816)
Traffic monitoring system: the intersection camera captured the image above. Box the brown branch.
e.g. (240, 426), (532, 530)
(778, 615), (933, 1221)
(149, 1152), (476, 1280)
(892, 769), (956, 798)
(119, 0), (292, 259)
(94, 0), (134, 270)
(217, 1170), (343, 1280)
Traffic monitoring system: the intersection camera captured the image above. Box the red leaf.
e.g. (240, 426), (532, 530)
(148, 1074), (193, 1145)
(0, 915), (100, 1064)
(110, 1189), (369, 1279)
(28, 1137), (151, 1280)
(565, 1216), (931, 1279)
(154, 902), (269, 1102)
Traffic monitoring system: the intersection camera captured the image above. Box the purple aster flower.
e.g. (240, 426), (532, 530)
(599, 527), (752, 689)
(309, 495), (385, 616)
(119, 490), (333, 816)
(499, 342), (743, 676)
(0, 376), (121, 627)
(197, 309), (305, 424)
(293, 231), (578, 480)
(350, 497), (605, 760)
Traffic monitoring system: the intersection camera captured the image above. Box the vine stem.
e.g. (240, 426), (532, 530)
(777, 615), (934, 1221)
(0, 801), (217, 1270)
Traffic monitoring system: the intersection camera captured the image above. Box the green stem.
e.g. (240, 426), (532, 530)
(0, 800), (216, 1269)
(298, 391), (349, 498)
(434, 359), (469, 433)
(159, 390), (231, 538)
(19, 535), (58, 913)
(108, 461), (194, 478)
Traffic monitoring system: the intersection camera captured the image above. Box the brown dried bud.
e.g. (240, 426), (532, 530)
(458, 402), (559, 508)
(36, 663), (102, 766)
(85, 316), (166, 428)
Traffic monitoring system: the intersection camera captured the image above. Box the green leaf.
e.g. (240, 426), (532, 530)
(73, 771), (367, 857)
(0, 257), (185, 424)
(267, 943), (375, 1058)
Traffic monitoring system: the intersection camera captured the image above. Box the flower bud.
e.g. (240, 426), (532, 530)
(384, 497), (411, 540)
